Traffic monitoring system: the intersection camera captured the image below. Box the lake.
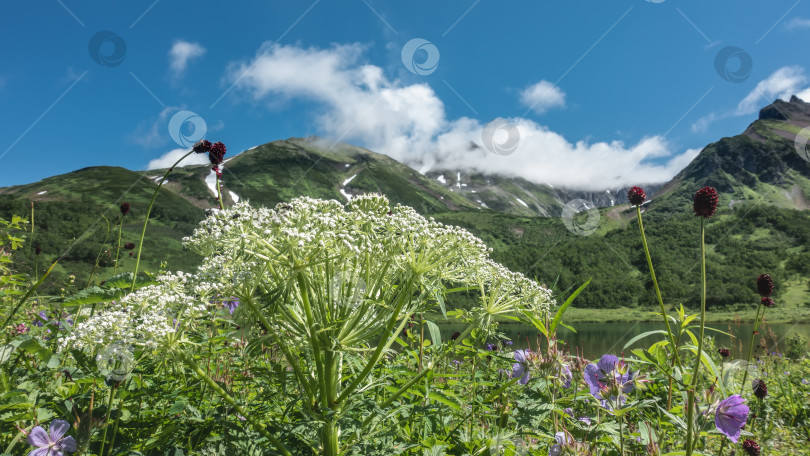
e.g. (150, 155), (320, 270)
(438, 321), (810, 359)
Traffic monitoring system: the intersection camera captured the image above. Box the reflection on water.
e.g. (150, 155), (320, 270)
(438, 321), (810, 359)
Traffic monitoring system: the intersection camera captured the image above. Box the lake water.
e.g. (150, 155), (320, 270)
(439, 321), (810, 359)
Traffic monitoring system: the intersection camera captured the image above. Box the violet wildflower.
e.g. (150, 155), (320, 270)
(627, 186), (646, 206)
(27, 419), (77, 456)
(714, 395), (749, 443)
(583, 354), (636, 409)
(752, 379), (767, 399)
(224, 298), (239, 314)
(33, 310), (48, 327)
(503, 340), (513, 346)
(693, 186), (719, 218)
(15, 323), (28, 334)
(756, 273), (774, 297)
(511, 349), (530, 385)
(742, 439), (761, 456)
(485, 343), (497, 351)
(560, 363), (572, 389)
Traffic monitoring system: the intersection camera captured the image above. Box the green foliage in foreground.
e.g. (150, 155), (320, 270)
(0, 194), (808, 456)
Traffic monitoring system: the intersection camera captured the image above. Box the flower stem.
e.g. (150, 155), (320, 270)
(635, 208), (683, 375)
(740, 303), (765, 395)
(685, 217), (707, 456)
(215, 174), (224, 210)
(113, 214), (124, 275)
(98, 383), (118, 456)
(130, 149), (195, 292)
(177, 350), (292, 456)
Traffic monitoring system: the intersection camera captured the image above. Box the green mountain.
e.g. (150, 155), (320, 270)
(2, 98), (809, 317)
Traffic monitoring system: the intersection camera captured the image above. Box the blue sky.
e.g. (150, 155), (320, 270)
(2, 0), (809, 188)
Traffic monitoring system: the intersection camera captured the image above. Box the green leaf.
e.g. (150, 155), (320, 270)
(62, 286), (124, 306)
(550, 278), (590, 335)
(425, 320), (441, 346)
(168, 398), (188, 414)
(623, 330), (668, 349)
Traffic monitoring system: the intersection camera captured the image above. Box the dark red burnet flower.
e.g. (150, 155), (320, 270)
(627, 186), (646, 206)
(35, 245), (42, 255)
(693, 186), (719, 218)
(212, 166), (222, 179)
(742, 439), (761, 456)
(761, 297), (775, 308)
(756, 274), (774, 297)
(123, 242), (136, 250)
(209, 142), (226, 166)
(718, 348), (730, 358)
(752, 379), (767, 399)
(120, 202), (130, 216)
(193, 139), (212, 153)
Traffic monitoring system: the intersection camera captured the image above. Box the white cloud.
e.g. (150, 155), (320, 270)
(735, 66), (807, 115)
(169, 40), (206, 77)
(228, 43), (698, 190)
(147, 148), (211, 170)
(129, 106), (178, 148)
(520, 80), (566, 114)
(693, 66), (810, 131)
(787, 17), (810, 30)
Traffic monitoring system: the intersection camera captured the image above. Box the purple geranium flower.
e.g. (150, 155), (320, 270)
(560, 363), (572, 389)
(224, 298), (239, 314)
(511, 349), (530, 385)
(27, 419), (77, 456)
(33, 311), (48, 327)
(583, 354), (636, 409)
(714, 395), (749, 443)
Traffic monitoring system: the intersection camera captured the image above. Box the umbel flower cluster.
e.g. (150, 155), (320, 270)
(63, 195), (553, 355)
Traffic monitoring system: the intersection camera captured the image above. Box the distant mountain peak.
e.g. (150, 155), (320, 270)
(758, 95), (810, 123)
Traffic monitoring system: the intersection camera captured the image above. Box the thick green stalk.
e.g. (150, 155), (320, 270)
(636, 206), (682, 371)
(216, 175), (225, 210)
(98, 383), (118, 456)
(130, 149), (195, 292)
(685, 218), (707, 456)
(178, 351), (292, 456)
(113, 214), (124, 275)
(296, 273), (330, 408)
(739, 303), (765, 395)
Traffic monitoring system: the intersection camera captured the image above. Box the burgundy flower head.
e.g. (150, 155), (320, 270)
(123, 242), (135, 250)
(742, 439), (761, 456)
(209, 142), (226, 165)
(752, 379), (767, 399)
(193, 139), (212, 153)
(718, 348), (730, 358)
(693, 186), (719, 218)
(35, 245), (42, 255)
(627, 186), (646, 206)
(761, 297), (774, 308)
(212, 166), (222, 179)
(756, 274), (774, 297)
(120, 202), (130, 216)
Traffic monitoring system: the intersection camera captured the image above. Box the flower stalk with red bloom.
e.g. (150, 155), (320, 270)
(686, 186), (718, 456)
(628, 186), (682, 408)
(131, 140), (218, 292)
(209, 142), (227, 210)
(740, 274), (776, 395)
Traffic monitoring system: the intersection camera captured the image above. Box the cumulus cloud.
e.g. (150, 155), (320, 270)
(169, 40), (206, 77)
(227, 43), (698, 189)
(520, 80), (566, 114)
(787, 17), (810, 30)
(693, 66), (810, 132)
(146, 148), (211, 170)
